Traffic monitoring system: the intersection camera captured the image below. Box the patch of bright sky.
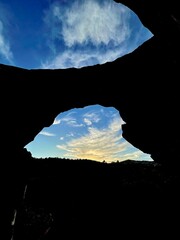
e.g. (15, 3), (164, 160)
(0, 0), (153, 69)
(0, 0), (153, 162)
(25, 105), (153, 162)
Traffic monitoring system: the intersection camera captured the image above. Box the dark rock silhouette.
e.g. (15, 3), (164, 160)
(11, 157), (180, 239)
(1, 0), (180, 239)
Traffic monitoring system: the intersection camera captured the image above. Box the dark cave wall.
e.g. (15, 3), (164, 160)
(1, 1), (180, 238)
(115, 0), (180, 37)
(1, 38), (180, 164)
(0, 0), (180, 164)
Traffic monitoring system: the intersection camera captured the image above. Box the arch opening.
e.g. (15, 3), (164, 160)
(25, 105), (153, 163)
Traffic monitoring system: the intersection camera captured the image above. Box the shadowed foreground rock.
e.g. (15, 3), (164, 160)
(1, 0), (180, 239)
(12, 158), (180, 239)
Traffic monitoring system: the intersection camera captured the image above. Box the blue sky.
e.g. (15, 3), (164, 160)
(26, 105), (153, 162)
(0, 0), (153, 162)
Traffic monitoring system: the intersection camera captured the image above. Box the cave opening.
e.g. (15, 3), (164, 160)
(25, 105), (153, 162)
(0, 0), (153, 69)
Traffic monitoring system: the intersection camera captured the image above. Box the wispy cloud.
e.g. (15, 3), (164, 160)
(84, 118), (92, 126)
(39, 131), (56, 137)
(56, 116), (131, 162)
(41, 47), (128, 68)
(53, 118), (61, 125)
(66, 120), (84, 127)
(53, 0), (130, 47)
(83, 111), (101, 126)
(83, 112), (101, 122)
(58, 113), (84, 127)
(42, 0), (133, 68)
(66, 133), (75, 138)
(0, 3), (14, 63)
(0, 16), (13, 63)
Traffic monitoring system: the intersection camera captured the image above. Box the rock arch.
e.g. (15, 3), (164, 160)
(1, 1), (180, 238)
(1, 1), (180, 165)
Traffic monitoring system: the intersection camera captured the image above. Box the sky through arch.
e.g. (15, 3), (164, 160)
(25, 105), (153, 162)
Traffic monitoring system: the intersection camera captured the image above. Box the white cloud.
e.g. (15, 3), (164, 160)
(42, 0), (132, 69)
(84, 118), (92, 126)
(0, 20), (13, 62)
(67, 121), (84, 127)
(58, 113), (84, 127)
(83, 111), (101, 123)
(56, 116), (131, 162)
(66, 133), (75, 137)
(41, 46), (128, 69)
(83, 111), (101, 126)
(54, 0), (131, 47)
(39, 131), (56, 137)
(59, 115), (75, 123)
(53, 118), (61, 125)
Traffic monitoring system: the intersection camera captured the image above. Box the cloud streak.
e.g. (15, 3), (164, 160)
(41, 46), (129, 68)
(0, 17), (13, 62)
(39, 131), (56, 137)
(53, 118), (61, 125)
(56, 116), (131, 162)
(83, 111), (101, 126)
(56, 112), (84, 127)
